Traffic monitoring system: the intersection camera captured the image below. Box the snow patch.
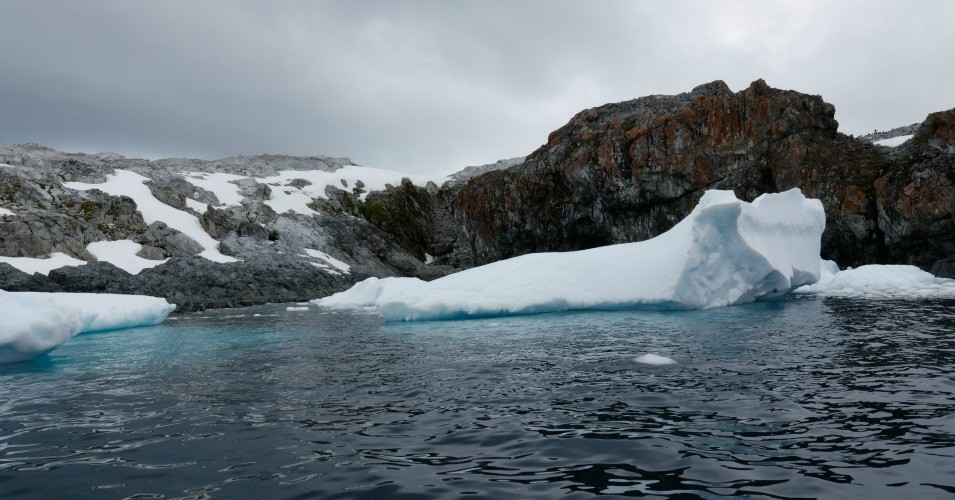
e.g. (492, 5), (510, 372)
(0, 207), (14, 216)
(179, 165), (448, 216)
(65, 170), (239, 263)
(314, 189), (825, 321)
(795, 265), (955, 299)
(87, 240), (167, 274)
(185, 198), (209, 213)
(182, 172), (247, 206)
(0, 252), (87, 275)
(873, 135), (913, 147)
(0, 291), (175, 363)
(303, 248), (351, 274)
(636, 354), (676, 365)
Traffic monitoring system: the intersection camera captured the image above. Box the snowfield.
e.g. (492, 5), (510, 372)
(314, 189), (827, 320)
(0, 292), (176, 363)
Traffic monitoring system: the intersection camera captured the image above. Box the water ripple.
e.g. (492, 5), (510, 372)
(0, 298), (953, 498)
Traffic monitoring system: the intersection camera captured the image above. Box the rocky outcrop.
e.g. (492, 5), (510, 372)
(860, 123), (920, 143)
(424, 81), (953, 275)
(0, 164), (151, 260)
(1, 80), (952, 311)
(0, 254), (352, 312)
(0, 145), (452, 309)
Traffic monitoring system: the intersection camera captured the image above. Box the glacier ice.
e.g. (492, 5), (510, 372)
(314, 189), (826, 321)
(0, 292), (176, 363)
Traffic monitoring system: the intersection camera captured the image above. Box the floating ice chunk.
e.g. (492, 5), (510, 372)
(0, 291), (176, 363)
(795, 265), (955, 299)
(87, 240), (167, 274)
(0, 252), (87, 275)
(635, 354), (676, 365)
(0, 294), (82, 363)
(314, 189), (826, 321)
(286, 306), (309, 312)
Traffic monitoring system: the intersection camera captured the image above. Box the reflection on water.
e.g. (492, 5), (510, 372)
(1, 297), (953, 498)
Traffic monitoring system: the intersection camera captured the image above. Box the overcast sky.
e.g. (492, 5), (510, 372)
(0, 1), (952, 175)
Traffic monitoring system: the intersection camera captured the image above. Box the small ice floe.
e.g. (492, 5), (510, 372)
(286, 306), (309, 312)
(0, 291), (176, 363)
(795, 264), (955, 299)
(635, 353), (676, 365)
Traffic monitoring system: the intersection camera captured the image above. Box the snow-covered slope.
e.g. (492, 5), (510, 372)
(0, 292), (176, 363)
(314, 189), (826, 320)
(65, 170), (239, 263)
(183, 166), (448, 216)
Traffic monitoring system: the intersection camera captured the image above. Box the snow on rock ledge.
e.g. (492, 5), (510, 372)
(0, 292), (176, 363)
(314, 189), (826, 321)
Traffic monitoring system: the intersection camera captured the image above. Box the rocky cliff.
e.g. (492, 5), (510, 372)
(424, 80), (953, 274)
(0, 146), (455, 310)
(1, 79), (952, 311)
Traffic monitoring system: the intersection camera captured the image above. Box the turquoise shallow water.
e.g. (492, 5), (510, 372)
(1, 296), (953, 499)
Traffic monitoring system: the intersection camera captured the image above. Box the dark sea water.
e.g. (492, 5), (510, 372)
(1, 296), (953, 499)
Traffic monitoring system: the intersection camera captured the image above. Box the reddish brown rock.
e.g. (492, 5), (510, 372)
(441, 82), (954, 273)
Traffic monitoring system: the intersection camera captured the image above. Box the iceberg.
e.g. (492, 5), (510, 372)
(314, 189), (826, 321)
(0, 292), (176, 363)
(795, 264), (955, 299)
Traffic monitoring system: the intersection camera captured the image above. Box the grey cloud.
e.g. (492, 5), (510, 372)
(0, 0), (952, 174)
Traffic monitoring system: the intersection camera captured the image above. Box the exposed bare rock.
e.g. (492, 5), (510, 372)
(439, 81), (954, 272)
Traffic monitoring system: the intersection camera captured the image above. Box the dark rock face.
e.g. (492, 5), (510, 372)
(0, 166), (152, 260)
(422, 82), (953, 273)
(1, 255), (354, 312)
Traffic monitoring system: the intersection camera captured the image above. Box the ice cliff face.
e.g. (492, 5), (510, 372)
(0, 80), (953, 311)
